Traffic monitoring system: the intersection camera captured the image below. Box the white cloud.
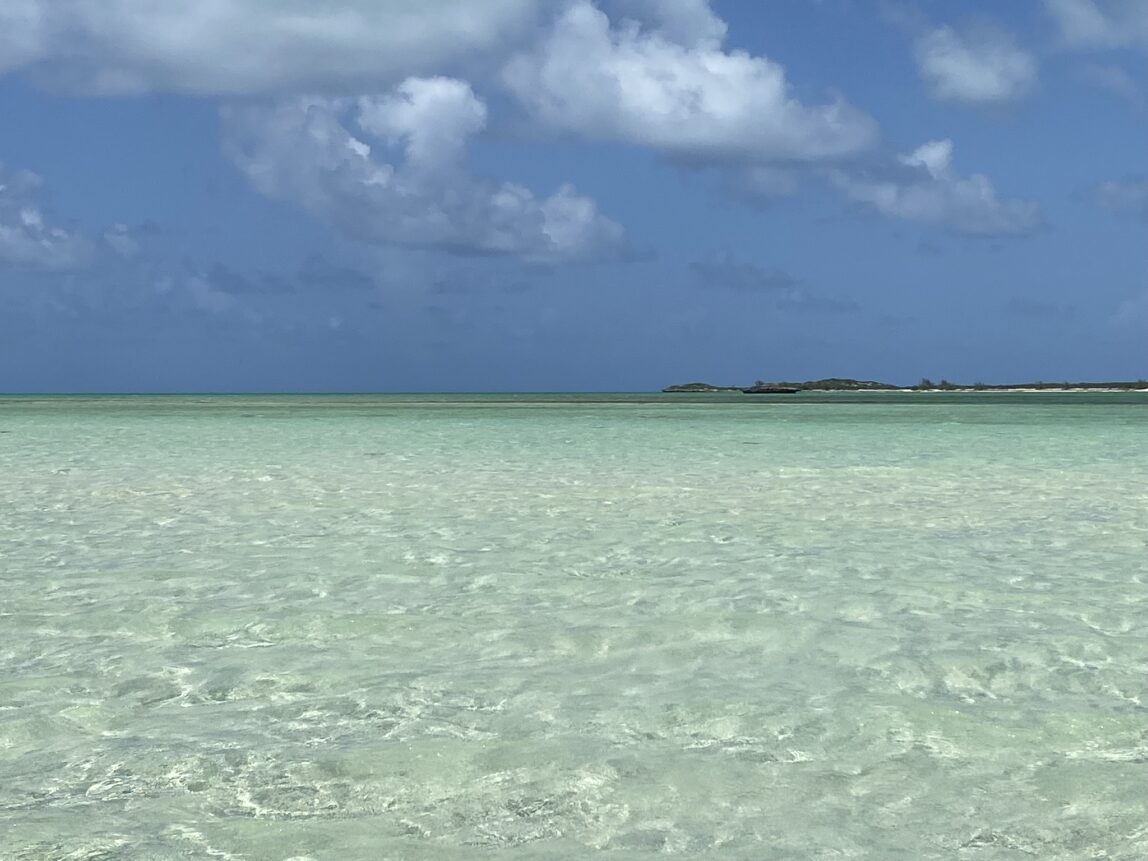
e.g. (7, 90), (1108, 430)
(224, 77), (625, 263)
(1093, 178), (1148, 217)
(606, 0), (728, 48)
(356, 77), (488, 169)
(503, 0), (877, 163)
(0, 166), (92, 270)
(830, 140), (1041, 236)
(914, 24), (1037, 103)
(1045, 0), (1148, 49)
(0, 0), (541, 95)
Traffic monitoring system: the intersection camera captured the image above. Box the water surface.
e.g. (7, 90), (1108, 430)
(2, 394), (1146, 859)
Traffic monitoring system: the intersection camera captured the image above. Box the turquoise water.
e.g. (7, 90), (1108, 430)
(2, 393), (1146, 859)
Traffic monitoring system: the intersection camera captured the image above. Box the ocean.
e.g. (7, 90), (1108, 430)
(2, 393), (1146, 859)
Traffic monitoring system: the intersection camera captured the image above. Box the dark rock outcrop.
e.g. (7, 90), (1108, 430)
(741, 385), (800, 394)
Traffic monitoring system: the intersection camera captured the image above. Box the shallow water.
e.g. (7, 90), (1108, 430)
(2, 393), (1146, 859)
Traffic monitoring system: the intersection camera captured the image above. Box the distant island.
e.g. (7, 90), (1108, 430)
(663, 378), (1148, 393)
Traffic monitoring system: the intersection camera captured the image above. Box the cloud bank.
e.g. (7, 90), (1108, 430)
(224, 77), (625, 262)
(1, 1), (1050, 269)
(503, 0), (877, 163)
(0, 0), (542, 94)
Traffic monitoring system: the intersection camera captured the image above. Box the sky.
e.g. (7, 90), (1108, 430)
(0, 0), (1145, 392)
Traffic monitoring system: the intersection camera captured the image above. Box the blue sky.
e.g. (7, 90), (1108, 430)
(1, 0), (1145, 391)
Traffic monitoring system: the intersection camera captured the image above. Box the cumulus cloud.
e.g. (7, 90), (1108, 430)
(0, 0), (540, 95)
(1045, 0), (1148, 50)
(830, 140), (1041, 236)
(224, 77), (625, 263)
(0, 166), (92, 270)
(503, 0), (877, 163)
(914, 24), (1037, 103)
(605, 0), (728, 48)
(1092, 177), (1148, 217)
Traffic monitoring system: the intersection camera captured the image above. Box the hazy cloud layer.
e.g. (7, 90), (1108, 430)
(830, 140), (1041, 236)
(297, 255), (375, 292)
(738, 168), (802, 201)
(0, 166), (92, 270)
(0, 0), (541, 94)
(1005, 297), (1070, 319)
(1045, 0), (1148, 50)
(224, 77), (625, 262)
(1113, 288), (1148, 327)
(690, 252), (799, 291)
(914, 23), (1037, 104)
(1093, 177), (1148, 217)
(1074, 63), (1143, 105)
(690, 252), (858, 314)
(503, 0), (878, 163)
(0, 1), (49, 76)
(101, 223), (143, 258)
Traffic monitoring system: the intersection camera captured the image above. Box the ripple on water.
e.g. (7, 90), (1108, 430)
(2, 395), (1147, 858)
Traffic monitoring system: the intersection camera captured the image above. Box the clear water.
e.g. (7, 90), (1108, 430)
(2, 393), (1146, 860)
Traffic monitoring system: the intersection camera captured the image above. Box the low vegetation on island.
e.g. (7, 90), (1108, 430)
(662, 378), (1148, 394)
